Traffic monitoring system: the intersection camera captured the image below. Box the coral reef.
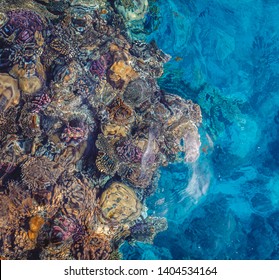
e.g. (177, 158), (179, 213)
(0, 0), (202, 259)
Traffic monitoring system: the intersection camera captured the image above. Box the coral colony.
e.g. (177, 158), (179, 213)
(0, 0), (201, 259)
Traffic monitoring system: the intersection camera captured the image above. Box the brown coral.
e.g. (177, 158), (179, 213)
(61, 176), (97, 226)
(101, 123), (129, 138)
(21, 156), (63, 191)
(10, 59), (45, 94)
(96, 152), (119, 175)
(99, 182), (142, 224)
(71, 231), (112, 260)
(108, 97), (134, 125)
(19, 76), (42, 94)
(19, 104), (42, 139)
(0, 108), (18, 141)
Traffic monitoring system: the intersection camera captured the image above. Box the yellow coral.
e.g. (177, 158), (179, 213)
(34, 31), (44, 47)
(0, 73), (20, 111)
(10, 57), (45, 95)
(100, 182), (142, 224)
(102, 123), (129, 137)
(0, 12), (8, 28)
(19, 76), (42, 94)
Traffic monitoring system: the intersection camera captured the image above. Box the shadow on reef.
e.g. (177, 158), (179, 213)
(0, 0), (202, 259)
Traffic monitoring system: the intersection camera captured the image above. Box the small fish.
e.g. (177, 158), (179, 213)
(202, 145), (209, 153)
(175, 56), (183, 61)
(155, 198), (165, 206)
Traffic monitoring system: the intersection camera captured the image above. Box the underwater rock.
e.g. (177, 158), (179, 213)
(130, 216), (168, 244)
(115, 0), (149, 22)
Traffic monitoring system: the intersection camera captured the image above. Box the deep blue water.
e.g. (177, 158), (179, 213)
(121, 0), (279, 259)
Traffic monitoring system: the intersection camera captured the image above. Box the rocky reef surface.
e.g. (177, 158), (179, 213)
(0, 0), (202, 259)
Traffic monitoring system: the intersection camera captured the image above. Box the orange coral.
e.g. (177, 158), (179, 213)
(108, 60), (138, 88)
(28, 216), (44, 242)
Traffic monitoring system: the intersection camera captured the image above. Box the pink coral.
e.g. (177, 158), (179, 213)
(61, 125), (88, 144)
(32, 93), (51, 113)
(51, 215), (84, 244)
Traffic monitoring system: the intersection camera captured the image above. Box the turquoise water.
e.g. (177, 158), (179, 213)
(121, 0), (279, 259)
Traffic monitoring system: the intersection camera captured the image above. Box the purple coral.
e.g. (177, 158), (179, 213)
(116, 140), (143, 163)
(90, 53), (112, 79)
(50, 215), (84, 244)
(5, 10), (44, 43)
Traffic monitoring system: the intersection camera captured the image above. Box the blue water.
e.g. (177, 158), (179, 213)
(121, 0), (279, 259)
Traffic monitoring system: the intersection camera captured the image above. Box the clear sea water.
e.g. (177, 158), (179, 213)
(121, 0), (279, 259)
